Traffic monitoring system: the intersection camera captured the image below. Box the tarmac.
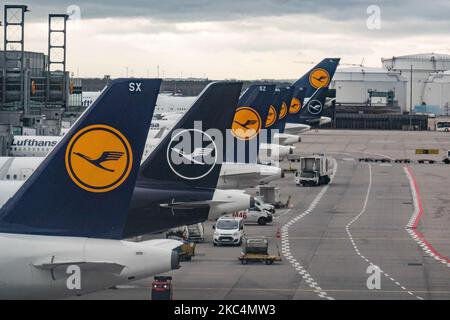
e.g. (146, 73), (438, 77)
(75, 130), (450, 300)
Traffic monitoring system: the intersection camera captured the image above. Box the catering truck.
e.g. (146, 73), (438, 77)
(295, 155), (333, 186)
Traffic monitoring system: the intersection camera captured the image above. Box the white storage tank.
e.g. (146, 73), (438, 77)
(382, 53), (450, 111)
(331, 67), (407, 110)
(421, 71), (450, 111)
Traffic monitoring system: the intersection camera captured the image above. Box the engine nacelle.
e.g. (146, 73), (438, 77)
(209, 189), (253, 220)
(274, 133), (301, 146)
(218, 162), (281, 189)
(259, 143), (295, 164)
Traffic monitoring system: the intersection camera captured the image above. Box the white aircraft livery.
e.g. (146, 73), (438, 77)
(0, 78), (183, 300)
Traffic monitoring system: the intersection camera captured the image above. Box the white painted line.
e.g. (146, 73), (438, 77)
(273, 209), (291, 220)
(345, 164), (423, 300)
(281, 159), (338, 300)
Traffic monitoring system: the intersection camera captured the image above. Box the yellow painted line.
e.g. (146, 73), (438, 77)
(416, 149), (439, 155)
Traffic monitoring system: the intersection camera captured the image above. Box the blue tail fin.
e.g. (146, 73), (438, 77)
(286, 86), (307, 123)
(287, 58), (340, 125)
(265, 87), (294, 141)
(287, 86), (328, 124)
(138, 82), (243, 189)
(265, 88), (282, 144)
(274, 87), (294, 134)
(0, 79), (161, 239)
(292, 58), (340, 97)
(230, 84), (275, 163)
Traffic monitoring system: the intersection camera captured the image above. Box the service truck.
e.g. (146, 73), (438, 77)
(295, 155), (334, 186)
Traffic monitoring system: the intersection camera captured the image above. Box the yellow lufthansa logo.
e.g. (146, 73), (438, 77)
(265, 105), (277, 128)
(309, 68), (330, 89)
(289, 98), (301, 114)
(65, 124), (133, 193)
(279, 101), (288, 119)
(232, 107), (262, 141)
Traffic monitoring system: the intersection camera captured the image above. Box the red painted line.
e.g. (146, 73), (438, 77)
(405, 166), (450, 264)
(405, 166), (424, 229)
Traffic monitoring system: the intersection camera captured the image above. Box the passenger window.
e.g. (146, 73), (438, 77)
(6, 175), (10, 180)
(13, 175), (17, 180)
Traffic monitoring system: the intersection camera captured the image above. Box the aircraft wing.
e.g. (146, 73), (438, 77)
(33, 259), (125, 274)
(305, 118), (321, 124)
(160, 200), (213, 209)
(160, 198), (239, 210)
(220, 171), (262, 180)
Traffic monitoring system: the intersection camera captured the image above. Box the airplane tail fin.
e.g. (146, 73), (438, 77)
(266, 87), (294, 140)
(230, 84), (276, 163)
(286, 86), (307, 123)
(292, 58), (340, 97)
(0, 79), (161, 239)
(275, 87), (294, 133)
(139, 82), (243, 189)
(287, 87), (328, 124)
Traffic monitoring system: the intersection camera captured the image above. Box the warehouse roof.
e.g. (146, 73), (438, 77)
(382, 53), (450, 62)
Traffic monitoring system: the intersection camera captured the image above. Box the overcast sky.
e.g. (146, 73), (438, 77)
(3, 0), (450, 79)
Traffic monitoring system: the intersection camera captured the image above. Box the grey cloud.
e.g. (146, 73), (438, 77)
(5, 0), (450, 23)
(4, 0), (450, 43)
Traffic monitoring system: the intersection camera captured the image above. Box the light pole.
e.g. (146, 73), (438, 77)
(410, 64), (413, 130)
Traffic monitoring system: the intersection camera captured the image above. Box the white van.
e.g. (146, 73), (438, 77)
(229, 206), (273, 225)
(254, 196), (275, 214)
(213, 217), (244, 246)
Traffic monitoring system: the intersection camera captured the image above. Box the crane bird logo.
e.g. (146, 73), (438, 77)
(167, 129), (218, 180)
(279, 101), (288, 119)
(289, 97), (301, 114)
(65, 124), (133, 193)
(307, 99), (323, 115)
(265, 105), (277, 128)
(73, 151), (124, 172)
(309, 68), (331, 89)
(170, 147), (214, 165)
(231, 107), (262, 141)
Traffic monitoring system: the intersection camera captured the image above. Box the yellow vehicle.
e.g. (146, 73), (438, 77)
(179, 241), (196, 261)
(167, 235), (196, 262)
(238, 237), (281, 265)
